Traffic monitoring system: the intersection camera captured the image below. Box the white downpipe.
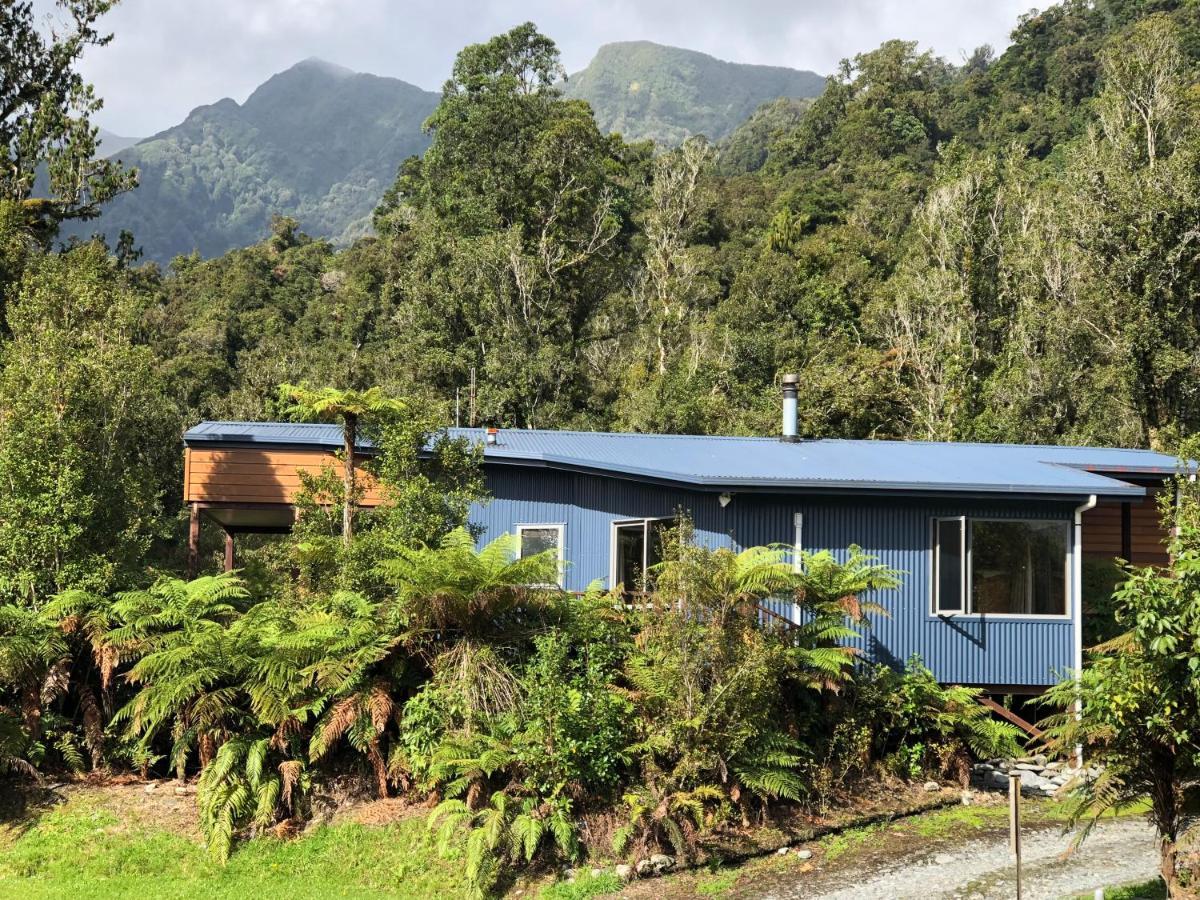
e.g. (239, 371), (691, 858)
(1073, 494), (1098, 768)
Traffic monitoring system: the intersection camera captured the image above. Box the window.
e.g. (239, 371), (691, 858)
(517, 524), (564, 587)
(611, 518), (672, 592)
(932, 518), (1069, 617)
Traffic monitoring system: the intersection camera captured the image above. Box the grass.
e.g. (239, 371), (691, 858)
(1073, 879), (1166, 899)
(0, 790), (470, 899)
(538, 870), (623, 899)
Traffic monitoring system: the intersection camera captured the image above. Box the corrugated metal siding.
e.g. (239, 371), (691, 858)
(471, 469), (1078, 687)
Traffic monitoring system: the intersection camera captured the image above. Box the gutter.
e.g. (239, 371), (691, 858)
(1073, 493), (1098, 768)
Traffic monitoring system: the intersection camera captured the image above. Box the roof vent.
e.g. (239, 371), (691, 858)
(486, 427), (499, 446)
(780, 374), (800, 443)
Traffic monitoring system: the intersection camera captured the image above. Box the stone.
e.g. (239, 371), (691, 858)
(794, 849), (814, 860)
(933, 852), (954, 865)
(961, 790), (973, 806)
(1032, 754), (1048, 767)
(143, 782), (157, 793)
(987, 770), (1010, 789)
(591, 868), (603, 878)
(776, 846), (790, 856)
(649, 853), (674, 873)
(635, 859), (652, 877)
(1013, 763), (1041, 772)
(973, 763), (994, 773)
(923, 781), (941, 792)
(615, 864), (634, 882)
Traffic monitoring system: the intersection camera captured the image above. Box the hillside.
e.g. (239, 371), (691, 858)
(563, 41), (825, 146)
(96, 128), (141, 155)
(72, 59), (438, 262)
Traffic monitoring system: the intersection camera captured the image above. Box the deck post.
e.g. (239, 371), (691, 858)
(1073, 495), (1098, 768)
(187, 503), (200, 578)
(223, 530), (235, 573)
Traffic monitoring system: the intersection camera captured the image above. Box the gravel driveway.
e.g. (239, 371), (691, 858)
(744, 817), (1160, 900)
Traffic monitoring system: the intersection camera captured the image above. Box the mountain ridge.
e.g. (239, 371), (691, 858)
(563, 41), (825, 146)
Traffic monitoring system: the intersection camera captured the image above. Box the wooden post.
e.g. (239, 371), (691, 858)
(187, 504), (200, 578)
(1009, 772), (1023, 900)
(223, 530), (235, 573)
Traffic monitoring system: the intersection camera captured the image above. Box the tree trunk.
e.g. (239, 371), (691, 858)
(342, 413), (357, 547)
(367, 737), (388, 798)
(21, 682), (42, 743)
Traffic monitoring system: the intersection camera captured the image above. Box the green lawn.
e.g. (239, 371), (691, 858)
(0, 791), (471, 899)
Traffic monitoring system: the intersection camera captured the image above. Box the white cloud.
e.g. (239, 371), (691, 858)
(35, 0), (1039, 136)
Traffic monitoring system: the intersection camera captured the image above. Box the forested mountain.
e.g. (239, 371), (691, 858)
(71, 59), (439, 261)
(96, 128), (140, 155)
(563, 41), (825, 145)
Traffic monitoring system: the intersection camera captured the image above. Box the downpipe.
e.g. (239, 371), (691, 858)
(1072, 494), (1097, 768)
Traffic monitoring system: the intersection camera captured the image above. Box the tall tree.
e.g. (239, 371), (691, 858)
(377, 23), (639, 428)
(279, 385), (405, 546)
(0, 1), (136, 239)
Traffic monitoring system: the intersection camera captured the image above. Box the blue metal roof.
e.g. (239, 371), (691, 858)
(184, 421), (374, 450)
(184, 421), (1182, 497)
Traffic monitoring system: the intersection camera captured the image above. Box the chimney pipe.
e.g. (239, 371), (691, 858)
(781, 374), (800, 442)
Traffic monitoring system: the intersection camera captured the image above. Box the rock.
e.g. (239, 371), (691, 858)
(933, 852), (954, 865)
(987, 770), (1010, 789)
(173, 786), (189, 796)
(1044, 761), (1063, 771)
(615, 864), (634, 882)
(143, 782), (157, 793)
(794, 849), (813, 860)
(961, 790), (973, 806)
(1013, 763), (1041, 772)
(649, 853), (674, 873)
(973, 763), (994, 773)
(776, 846), (790, 856)
(1033, 754), (1048, 767)
(591, 868), (603, 878)
(923, 781), (941, 792)
(635, 859), (652, 877)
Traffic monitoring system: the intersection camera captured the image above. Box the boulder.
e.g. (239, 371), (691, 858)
(923, 781), (941, 792)
(794, 849), (814, 860)
(776, 847), (790, 856)
(615, 864), (634, 882)
(650, 853), (674, 873)
(635, 859), (652, 877)
(987, 770), (1010, 790)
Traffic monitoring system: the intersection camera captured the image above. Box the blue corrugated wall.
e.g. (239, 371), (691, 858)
(468, 466), (1078, 687)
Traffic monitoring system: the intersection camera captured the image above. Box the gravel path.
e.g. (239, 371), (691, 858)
(746, 817), (1160, 900)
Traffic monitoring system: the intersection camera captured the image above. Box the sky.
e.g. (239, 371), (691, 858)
(37, 0), (1039, 137)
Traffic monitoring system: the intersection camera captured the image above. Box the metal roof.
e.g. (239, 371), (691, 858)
(184, 421), (373, 450)
(184, 422), (1183, 497)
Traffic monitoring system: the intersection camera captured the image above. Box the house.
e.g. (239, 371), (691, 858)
(182, 384), (1179, 692)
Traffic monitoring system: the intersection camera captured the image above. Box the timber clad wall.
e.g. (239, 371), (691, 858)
(1081, 488), (1169, 566)
(184, 448), (384, 505)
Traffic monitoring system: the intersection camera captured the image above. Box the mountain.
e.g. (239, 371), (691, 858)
(718, 97), (814, 175)
(96, 128), (141, 155)
(563, 42), (825, 147)
(75, 59), (439, 263)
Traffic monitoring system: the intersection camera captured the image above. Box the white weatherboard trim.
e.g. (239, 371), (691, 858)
(608, 517), (671, 591)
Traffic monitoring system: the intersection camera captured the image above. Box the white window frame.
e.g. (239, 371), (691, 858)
(930, 516), (1072, 620)
(516, 523), (566, 588)
(609, 517), (673, 590)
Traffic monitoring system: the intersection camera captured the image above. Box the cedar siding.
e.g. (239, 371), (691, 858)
(183, 447), (385, 506)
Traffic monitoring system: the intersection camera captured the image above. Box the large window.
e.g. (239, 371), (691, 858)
(932, 518), (1069, 617)
(611, 518), (672, 592)
(517, 524), (564, 587)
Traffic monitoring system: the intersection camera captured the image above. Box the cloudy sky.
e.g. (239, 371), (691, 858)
(38, 0), (1039, 137)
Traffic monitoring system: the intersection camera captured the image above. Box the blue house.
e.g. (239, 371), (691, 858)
(182, 395), (1178, 692)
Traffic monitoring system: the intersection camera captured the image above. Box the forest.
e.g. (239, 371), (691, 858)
(6, 0), (1200, 896)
